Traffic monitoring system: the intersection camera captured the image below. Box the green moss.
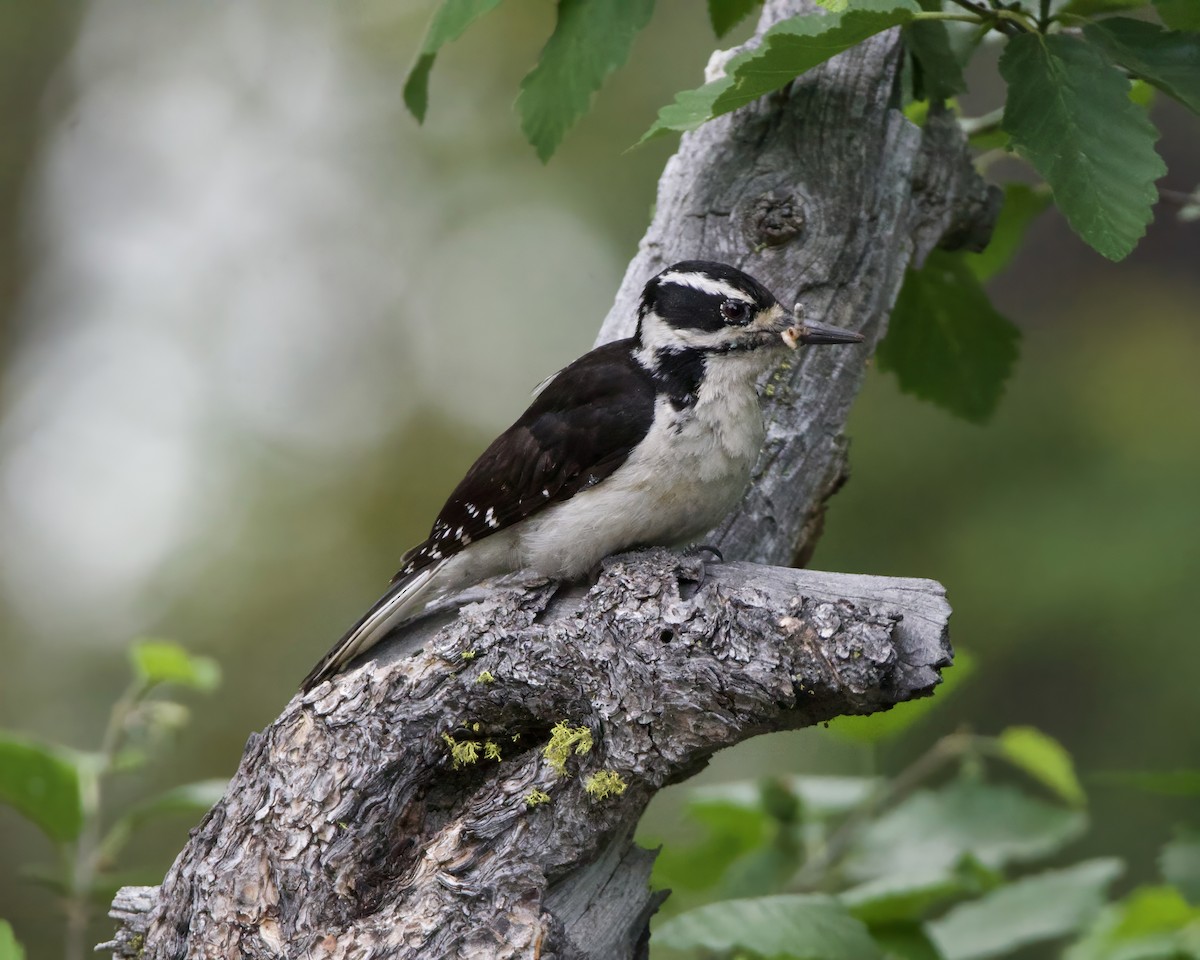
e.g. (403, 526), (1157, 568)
(443, 728), (503, 767)
(476, 670), (495, 684)
(525, 788), (552, 807)
(460, 650), (476, 661)
(583, 770), (628, 800)
(442, 732), (480, 767)
(543, 721), (593, 776)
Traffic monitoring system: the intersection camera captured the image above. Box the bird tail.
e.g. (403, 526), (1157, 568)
(299, 561), (446, 692)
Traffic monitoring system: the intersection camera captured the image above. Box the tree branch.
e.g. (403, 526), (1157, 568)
(104, 0), (992, 955)
(103, 552), (950, 959)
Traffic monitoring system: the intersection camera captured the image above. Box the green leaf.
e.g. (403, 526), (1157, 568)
(720, 837), (805, 898)
(402, 0), (505, 123)
(1128, 77), (1158, 108)
(841, 857), (998, 924)
(517, 0), (655, 162)
(789, 775), (882, 817)
(1110, 886), (1200, 937)
(643, 0), (919, 139)
(651, 795), (769, 892)
(844, 779), (1087, 881)
(1154, 0), (1200, 31)
(1000, 33), (1166, 261)
(129, 639), (220, 691)
(997, 726), (1086, 807)
(828, 650), (975, 743)
(708, 0), (762, 37)
(871, 924), (944, 960)
(967, 183), (1052, 283)
(713, 0), (919, 114)
(0, 921), (25, 960)
(906, 21), (968, 100)
(1085, 18), (1200, 116)
(99, 779), (227, 863)
(876, 250), (1019, 423)
(691, 775), (882, 819)
(816, 0), (851, 9)
(930, 859), (1124, 960)
(1061, 0), (1150, 15)
(1160, 830), (1200, 902)
(130, 778), (227, 820)
(655, 894), (884, 960)
(1065, 886), (1200, 960)
(0, 733), (83, 843)
(1097, 769), (1200, 796)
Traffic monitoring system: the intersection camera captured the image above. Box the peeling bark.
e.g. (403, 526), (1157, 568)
(104, 0), (991, 955)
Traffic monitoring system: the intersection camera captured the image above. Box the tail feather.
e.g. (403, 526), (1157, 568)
(300, 561), (446, 691)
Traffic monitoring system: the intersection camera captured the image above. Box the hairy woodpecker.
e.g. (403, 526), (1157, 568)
(301, 261), (863, 690)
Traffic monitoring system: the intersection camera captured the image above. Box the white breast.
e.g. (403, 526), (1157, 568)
(517, 351), (771, 578)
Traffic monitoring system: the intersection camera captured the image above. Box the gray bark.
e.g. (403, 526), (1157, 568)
(104, 0), (992, 955)
(104, 554), (950, 960)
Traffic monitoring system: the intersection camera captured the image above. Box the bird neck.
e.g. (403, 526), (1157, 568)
(634, 344), (705, 409)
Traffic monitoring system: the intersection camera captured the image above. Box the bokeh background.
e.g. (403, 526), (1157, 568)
(1, 2), (1197, 955)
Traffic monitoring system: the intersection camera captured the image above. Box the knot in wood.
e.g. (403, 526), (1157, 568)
(744, 191), (807, 247)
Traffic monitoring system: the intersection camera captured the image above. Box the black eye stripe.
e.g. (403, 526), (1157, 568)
(647, 286), (763, 333)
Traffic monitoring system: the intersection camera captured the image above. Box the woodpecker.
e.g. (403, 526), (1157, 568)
(301, 261), (863, 690)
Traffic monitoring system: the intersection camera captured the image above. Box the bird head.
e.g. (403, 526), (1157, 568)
(635, 260), (863, 360)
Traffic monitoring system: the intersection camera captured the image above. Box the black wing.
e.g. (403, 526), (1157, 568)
(393, 338), (655, 581)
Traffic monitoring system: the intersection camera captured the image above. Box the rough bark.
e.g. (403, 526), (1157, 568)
(104, 553), (950, 959)
(105, 0), (992, 955)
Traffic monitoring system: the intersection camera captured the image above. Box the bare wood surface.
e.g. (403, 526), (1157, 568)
(105, 0), (992, 954)
(104, 552), (950, 959)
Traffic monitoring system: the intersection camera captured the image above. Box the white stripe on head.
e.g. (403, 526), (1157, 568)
(634, 310), (742, 369)
(657, 270), (751, 304)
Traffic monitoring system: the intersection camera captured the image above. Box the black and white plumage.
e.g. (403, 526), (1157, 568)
(301, 261), (863, 690)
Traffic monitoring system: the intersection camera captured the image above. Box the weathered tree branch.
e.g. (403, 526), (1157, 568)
(105, 0), (992, 955)
(105, 553), (949, 959)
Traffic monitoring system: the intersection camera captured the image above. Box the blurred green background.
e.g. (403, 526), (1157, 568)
(0, 2), (1196, 956)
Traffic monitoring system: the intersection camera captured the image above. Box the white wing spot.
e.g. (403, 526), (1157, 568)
(542, 488), (550, 497)
(485, 507), (499, 529)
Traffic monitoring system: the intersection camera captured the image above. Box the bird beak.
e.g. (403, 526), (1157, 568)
(780, 305), (864, 349)
(792, 320), (865, 345)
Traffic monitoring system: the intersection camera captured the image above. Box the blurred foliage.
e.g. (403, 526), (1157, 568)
(0, 921), (24, 960)
(646, 707), (1200, 959)
(0, 640), (224, 960)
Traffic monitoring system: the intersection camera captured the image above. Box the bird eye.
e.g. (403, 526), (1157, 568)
(720, 300), (749, 323)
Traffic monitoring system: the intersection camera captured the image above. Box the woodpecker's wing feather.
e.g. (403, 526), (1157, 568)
(300, 339), (656, 691)
(391, 338), (656, 582)
(299, 562), (444, 691)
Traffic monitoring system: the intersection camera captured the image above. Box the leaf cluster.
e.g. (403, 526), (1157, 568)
(0, 639), (226, 960)
(645, 676), (1200, 960)
(404, 0), (1197, 427)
